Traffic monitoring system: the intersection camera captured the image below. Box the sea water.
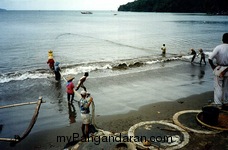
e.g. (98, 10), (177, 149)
(0, 11), (227, 76)
(0, 11), (227, 138)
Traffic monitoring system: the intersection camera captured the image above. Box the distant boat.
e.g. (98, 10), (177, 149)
(81, 11), (93, 14)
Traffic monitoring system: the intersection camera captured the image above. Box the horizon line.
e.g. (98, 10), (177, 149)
(1, 9), (119, 11)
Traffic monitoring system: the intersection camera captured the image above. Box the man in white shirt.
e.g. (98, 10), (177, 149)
(208, 33), (228, 105)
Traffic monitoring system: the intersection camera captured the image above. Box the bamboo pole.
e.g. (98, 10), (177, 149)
(0, 138), (19, 142)
(0, 101), (38, 109)
(18, 97), (43, 142)
(0, 97), (45, 143)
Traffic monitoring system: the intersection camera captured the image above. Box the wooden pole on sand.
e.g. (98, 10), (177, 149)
(0, 97), (45, 143)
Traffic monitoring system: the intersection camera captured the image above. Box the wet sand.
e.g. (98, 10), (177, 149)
(1, 61), (228, 149)
(1, 91), (228, 150)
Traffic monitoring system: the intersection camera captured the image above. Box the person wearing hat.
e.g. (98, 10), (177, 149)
(48, 50), (53, 57)
(80, 90), (93, 139)
(66, 76), (75, 103)
(75, 72), (89, 91)
(54, 62), (61, 81)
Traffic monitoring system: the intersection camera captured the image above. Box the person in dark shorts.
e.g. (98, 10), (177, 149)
(190, 48), (196, 63)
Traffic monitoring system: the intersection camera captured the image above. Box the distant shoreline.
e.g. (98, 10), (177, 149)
(0, 8), (7, 11)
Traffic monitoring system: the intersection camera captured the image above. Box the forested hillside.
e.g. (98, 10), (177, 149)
(118, 0), (228, 14)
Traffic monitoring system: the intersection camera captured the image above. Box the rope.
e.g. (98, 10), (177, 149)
(59, 71), (111, 136)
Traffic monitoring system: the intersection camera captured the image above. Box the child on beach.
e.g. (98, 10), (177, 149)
(75, 72), (89, 92)
(198, 49), (206, 65)
(66, 76), (75, 104)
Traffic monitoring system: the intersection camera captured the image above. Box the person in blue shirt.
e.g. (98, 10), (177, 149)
(54, 62), (61, 81)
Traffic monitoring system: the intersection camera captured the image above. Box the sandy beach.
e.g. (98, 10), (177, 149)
(1, 91), (228, 150)
(0, 61), (227, 150)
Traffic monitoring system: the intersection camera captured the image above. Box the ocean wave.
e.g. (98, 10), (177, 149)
(0, 71), (51, 83)
(0, 54), (189, 83)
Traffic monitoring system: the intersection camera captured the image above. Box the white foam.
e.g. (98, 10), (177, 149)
(146, 60), (160, 64)
(0, 72), (51, 83)
(62, 64), (112, 76)
(181, 55), (193, 59)
(0, 56), (186, 83)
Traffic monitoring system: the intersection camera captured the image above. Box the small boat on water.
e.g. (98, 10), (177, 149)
(81, 11), (93, 14)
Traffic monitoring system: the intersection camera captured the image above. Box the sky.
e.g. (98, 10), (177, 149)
(0, 0), (135, 11)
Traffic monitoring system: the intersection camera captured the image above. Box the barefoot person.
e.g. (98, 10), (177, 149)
(161, 44), (166, 55)
(75, 72), (89, 91)
(54, 62), (61, 81)
(198, 49), (206, 65)
(209, 33), (228, 105)
(79, 90), (93, 139)
(190, 48), (196, 63)
(47, 56), (55, 70)
(47, 50), (55, 70)
(66, 76), (75, 104)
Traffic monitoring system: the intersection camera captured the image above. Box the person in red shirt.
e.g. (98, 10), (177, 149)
(66, 76), (75, 104)
(47, 56), (55, 70)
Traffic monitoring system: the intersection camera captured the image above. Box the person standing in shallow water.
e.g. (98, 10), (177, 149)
(75, 72), (89, 92)
(47, 50), (55, 70)
(190, 48), (196, 63)
(161, 44), (166, 55)
(198, 49), (206, 65)
(54, 62), (61, 81)
(209, 33), (228, 105)
(66, 76), (75, 104)
(47, 56), (55, 70)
